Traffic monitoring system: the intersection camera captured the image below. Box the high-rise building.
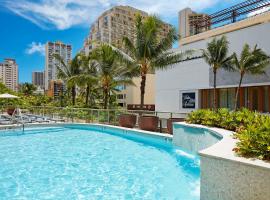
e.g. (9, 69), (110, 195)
(47, 80), (65, 98)
(45, 41), (72, 90)
(0, 58), (18, 92)
(81, 6), (171, 109)
(32, 71), (44, 89)
(82, 5), (172, 55)
(179, 8), (210, 40)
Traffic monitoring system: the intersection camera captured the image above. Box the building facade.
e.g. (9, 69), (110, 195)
(0, 58), (18, 92)
(156, 8), (270, 113)
(82, 5), (171, 109)
(45, 41), (72, 90)
(116, 74), (155, 110)
(178, 8), (210, 40)
(32, 71), (44, 89)
(82, 5), (171, 54)
(47, 80), (64, 98)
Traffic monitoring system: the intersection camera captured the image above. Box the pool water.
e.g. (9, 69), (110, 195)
(0, 125), (200, 200)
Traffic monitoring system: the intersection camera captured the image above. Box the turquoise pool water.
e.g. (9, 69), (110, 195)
(0, 125), (200, 200)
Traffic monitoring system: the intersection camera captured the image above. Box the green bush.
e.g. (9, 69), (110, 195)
(186, 108), (270, 160)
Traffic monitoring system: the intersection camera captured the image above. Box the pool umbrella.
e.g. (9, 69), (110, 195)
(0, 93), (19, 99)
(0, 93), (20, 116)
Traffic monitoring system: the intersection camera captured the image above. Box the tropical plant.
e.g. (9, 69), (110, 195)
(122, 15), (191, 109)
(20, 82), (37, 95)
(186, 108), (270, 160)
(0, 82), (13, 94)
(202, 36), (233, 110)
(75, 54), (99, 107)
(54, 54), (82, 105)
(89, 44), (134, 109)
(235, 116), (270, 160)
(232, 44), (269, 111)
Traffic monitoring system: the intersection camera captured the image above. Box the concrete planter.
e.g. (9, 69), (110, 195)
(173, 122), (270, 200)
(118, 114), (137, 128)
(139, 116), (159, 132)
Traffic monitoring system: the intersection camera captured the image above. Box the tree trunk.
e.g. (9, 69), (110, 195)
(213, 68), (217, 111)
(104, 89), (108, 109)
(85, 85), (90, 106)
(71, 86), (76, 106)
(234, 73), (244, 111)
(140, 73), (146, 110)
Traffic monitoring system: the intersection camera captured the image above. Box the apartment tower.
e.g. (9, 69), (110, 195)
(32, 71), (44, 89)
(82, 6), (172, 110)
(45, 41), (72, 90)
(179, 8), (210, 40)
(0, 58), (18, 92)
(83, 6), (172, 54)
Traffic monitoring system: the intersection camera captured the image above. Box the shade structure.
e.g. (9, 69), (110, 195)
(0, 93), (19, 99)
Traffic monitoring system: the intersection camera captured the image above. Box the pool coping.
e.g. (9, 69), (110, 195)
(174, 122), (270, 170)
(0, 122), (173, 141)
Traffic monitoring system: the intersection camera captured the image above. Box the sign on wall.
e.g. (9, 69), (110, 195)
(182, 92), (196, 109)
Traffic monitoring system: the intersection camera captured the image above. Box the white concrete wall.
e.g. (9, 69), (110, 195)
(156, 58), (209, 113)
(156, 21), (270, 113)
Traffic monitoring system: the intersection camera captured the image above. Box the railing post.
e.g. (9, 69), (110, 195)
(91, 109), (93, 123)
(97, 110), (100, 123)
(107, 110), (110, 124)
(114, 110), (117, 125)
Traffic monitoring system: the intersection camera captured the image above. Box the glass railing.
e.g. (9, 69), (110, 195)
(0, 106), (187, 130)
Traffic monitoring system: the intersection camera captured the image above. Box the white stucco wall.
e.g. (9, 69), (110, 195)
(156, 20), (270, 113)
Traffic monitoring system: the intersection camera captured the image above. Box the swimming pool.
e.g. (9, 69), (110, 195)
(0, 124), (200, 199)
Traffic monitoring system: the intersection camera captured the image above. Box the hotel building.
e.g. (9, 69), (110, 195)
(47, 80), (65, 98)
(32, 71), (44, 89)
(82, 5), (171, 54)
(179, 8), (210, 39)
(156, 0), (270, 113)
(82, 6), (171, 110)
(0, 58), (18, 92)
(45, 41), (72, 90)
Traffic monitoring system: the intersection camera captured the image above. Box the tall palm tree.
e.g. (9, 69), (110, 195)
(232, 44), (269, 111)
(74, 54), (98, 107)
(202, 36), (233, 110)
(54, 54), (82, 105)
(122, 15), (191, 109)
(89, 44), (134, 109)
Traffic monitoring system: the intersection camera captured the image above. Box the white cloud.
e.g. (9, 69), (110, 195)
(248, 6), (270, 17)
(3, 0), (236, 30)
(25, 42), (45, 56)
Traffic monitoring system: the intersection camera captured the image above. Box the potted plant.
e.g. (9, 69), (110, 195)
(139, 115), (159, 132)
(167, 118), (184, 134)
(6, 106), (16, 116)
(119, 114), (137, 128)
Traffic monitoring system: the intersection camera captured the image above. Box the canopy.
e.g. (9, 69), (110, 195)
(0, 93), (19, 99)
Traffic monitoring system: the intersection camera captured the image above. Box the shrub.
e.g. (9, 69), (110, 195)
(186, 108), (270, 160)
(235, 117), (270, 160)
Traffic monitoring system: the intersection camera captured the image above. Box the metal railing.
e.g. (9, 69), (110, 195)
(0, 106), (187, 129)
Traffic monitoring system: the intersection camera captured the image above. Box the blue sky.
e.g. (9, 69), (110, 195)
(0, 0), (240, 83)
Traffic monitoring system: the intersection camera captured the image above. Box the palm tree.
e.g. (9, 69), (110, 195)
(20, 83), (37, 96)
(232, 44), (269, 111)
(54, 54), (82, 106)
(202, 36), (233, 110)
(74, 54), (98, 107)
(122, 15), (191, 109)
(89, 44), (134, 109)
